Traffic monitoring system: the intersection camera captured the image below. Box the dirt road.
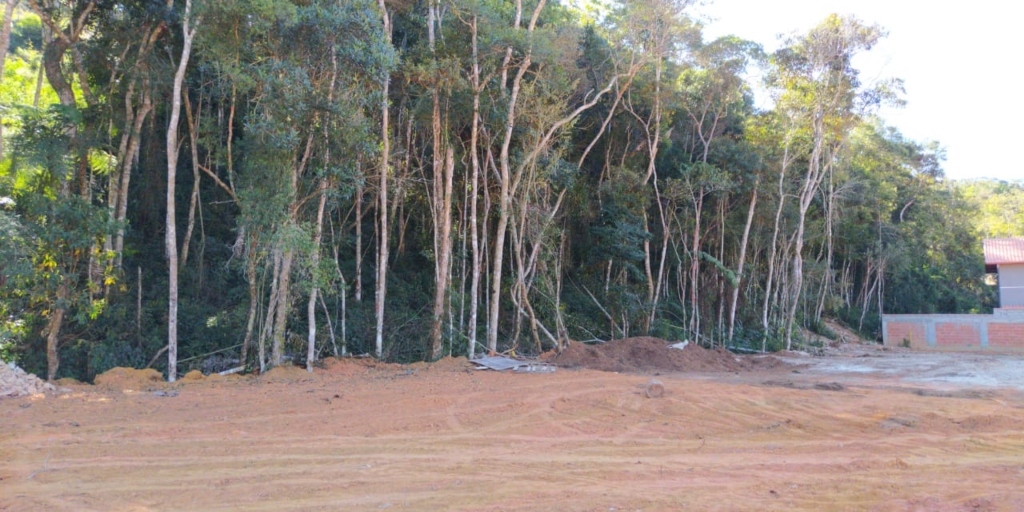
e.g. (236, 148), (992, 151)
(3, 348), (1024, 511)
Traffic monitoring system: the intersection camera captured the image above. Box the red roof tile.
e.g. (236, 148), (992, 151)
(984, 238), (1024, 266)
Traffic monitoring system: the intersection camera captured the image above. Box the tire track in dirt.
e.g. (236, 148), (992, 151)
(5, 358), (1024, 511)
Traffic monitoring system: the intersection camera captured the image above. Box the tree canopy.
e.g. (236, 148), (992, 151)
(0, 1), (1008, 381)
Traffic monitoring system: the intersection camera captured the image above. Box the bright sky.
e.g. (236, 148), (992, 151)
(695, 0), (1021, 182)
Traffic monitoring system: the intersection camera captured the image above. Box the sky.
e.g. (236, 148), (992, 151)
(694, 0), (1021, 182)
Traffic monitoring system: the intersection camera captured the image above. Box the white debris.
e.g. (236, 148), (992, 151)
(0, 360), (56, 398)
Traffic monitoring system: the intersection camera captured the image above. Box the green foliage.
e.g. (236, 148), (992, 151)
(1, 1), (1009, 379)
(959, 179), (1024, 238)
(9, 13), (43, 53)
(590, 166), (650, 272)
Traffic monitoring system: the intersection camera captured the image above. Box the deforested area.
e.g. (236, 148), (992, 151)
(2, 0), (1024, 509)
(6, 350), (1024, 510)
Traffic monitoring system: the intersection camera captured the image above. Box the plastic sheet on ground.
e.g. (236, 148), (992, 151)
(472, 356), (555, 373)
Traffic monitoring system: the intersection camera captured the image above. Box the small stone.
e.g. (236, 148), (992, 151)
(645, 379), (665, 398)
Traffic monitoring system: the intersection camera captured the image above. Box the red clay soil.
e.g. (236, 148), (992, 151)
(551, 337), (788, 373)
(3, 355), (1024, 511)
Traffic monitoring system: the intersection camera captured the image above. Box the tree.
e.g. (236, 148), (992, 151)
(165, 0), (197, 382)
(769, 15), (886, 349)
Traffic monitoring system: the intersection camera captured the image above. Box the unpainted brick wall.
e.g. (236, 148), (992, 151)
(883, 315), (1024, 351)
(885, 322), (927, 348)
(935, 322), (981, 347)
(989, 323), (1024, 348)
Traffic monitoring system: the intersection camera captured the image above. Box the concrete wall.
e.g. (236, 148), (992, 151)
(882, 313), (1024, 351)
(999, 263), (1024, 308)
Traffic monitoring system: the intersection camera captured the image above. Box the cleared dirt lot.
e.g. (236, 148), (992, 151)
(3, 344), (1024, 511)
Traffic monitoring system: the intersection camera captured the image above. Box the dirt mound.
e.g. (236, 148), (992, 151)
(203, 372), (243, 383)
(551, 337), (786, 373)
(181, 370), (204, 381)
(407, 356), (473, 373)
(0, 361), (56, 397)
(823, 319), (866, 344)
(800, 319), (868, 349)
(260, 363), (315, 383)
(93, 367), (165, 390)
(320, 357), (375, 377)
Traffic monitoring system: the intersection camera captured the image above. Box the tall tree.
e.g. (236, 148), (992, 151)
(375, 0), (392, 359)
(165, 0), (198, 382)
(770, 15), (884, 349)
(26, 0), (98, 380)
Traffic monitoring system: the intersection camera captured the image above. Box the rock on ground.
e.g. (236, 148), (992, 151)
(0, 360), (56, 398)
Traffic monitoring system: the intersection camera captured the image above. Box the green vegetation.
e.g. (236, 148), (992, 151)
(0, 0), (1012, 381)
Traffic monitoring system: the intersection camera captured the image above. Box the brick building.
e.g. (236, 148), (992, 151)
(881, 237), (1024, 351)
(984, 237), (1024, 312)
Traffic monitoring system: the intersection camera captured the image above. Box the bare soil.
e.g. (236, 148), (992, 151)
(550, 337), (789, 373)
(3, 340), (1024, 511)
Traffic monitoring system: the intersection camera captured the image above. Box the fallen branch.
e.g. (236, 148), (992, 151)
(576, 281), (624, 338)
(146, 345), (169, 369)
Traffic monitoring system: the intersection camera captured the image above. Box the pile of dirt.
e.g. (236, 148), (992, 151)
(320, 357), (374, 377)
(260, 363), (316, 383)
(180, 370), (204, 381)
(408, 356), (474, 373)
(550, 337), (786, 373)
(799, 319), (868, 351)
(823, 319), (867, 344)
(93, 367), (165, 390)
(0, 361), (56, 397)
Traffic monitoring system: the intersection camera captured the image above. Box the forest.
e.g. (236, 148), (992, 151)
(0, 0), (1021, 383)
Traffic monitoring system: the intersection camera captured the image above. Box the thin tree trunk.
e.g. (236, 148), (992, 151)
(689, 188), (704, 338)
(815, 168), (835, 323)
(307, 181), (328, 371)
(306, 51), (339, 370)
(354, 182), (363, 302)
(241, 247), (258, 368)
(331, 240), (348, 356)
(762, 136), (792, 351)
(649, 179), (671, 332)
(427, 7), (449, 360)
(642, 212), (654, 331)
(716, 197), (726, 345)
(785, 114), (828, 351)
(114, 84), (152, 268)
(859, 262), (878, 331)
(0, 0), (19, 159)
(165, 0), (197, 382)
(375, 0), (392, 358)
(110, 26), (161, 270)
(180, 87), (202, 270)
(44, 282), (68, 381)
(488, 51), (528, 353)
(271, 248), (293, 366)
(467, 14), (482, 360)
(728, 181), (757, 342)
(136, 266), (142, 346)
(32, 19), (52, 108)
(429, 145), (455, 360)
(260, 251), (281, 373)
(28, 1), (91, 377)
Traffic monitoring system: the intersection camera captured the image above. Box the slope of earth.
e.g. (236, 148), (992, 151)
(2, 355), (1024, 511)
